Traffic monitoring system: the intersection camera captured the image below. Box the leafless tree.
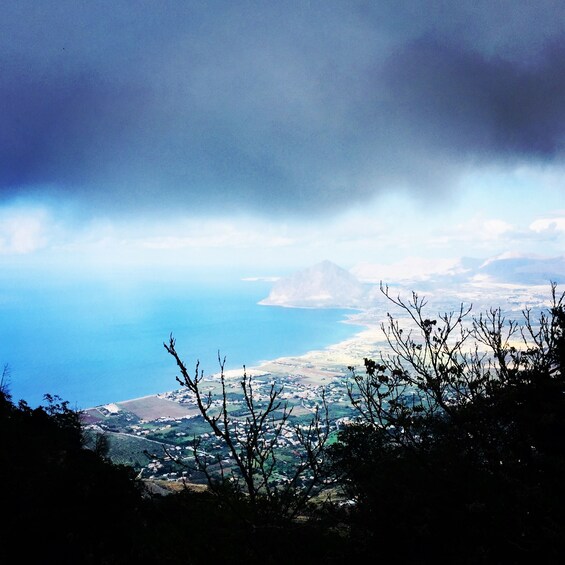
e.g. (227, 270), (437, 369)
(347, 282), (565, 452)
(164, 336), (329, 520)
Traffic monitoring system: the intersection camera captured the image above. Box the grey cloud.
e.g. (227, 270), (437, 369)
(1, 1), (565, 216)
(381, 38), (565, 157)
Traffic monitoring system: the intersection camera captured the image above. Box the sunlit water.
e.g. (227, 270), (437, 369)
(0, 277), (359, 408)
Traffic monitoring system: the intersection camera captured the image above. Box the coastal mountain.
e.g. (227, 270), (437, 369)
(259, 254), (565, 311)
(260, 260), (366, 308)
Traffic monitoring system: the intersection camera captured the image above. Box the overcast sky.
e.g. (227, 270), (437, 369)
(1, 1), (565, 278)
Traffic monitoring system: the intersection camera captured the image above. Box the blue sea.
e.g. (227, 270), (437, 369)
(0, 275), (359, 408)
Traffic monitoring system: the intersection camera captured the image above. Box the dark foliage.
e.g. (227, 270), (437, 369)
(0, 386), (144, 564)
(1, 286), (564, 563)
(136, 487), (349, 565)
(330, 284), (565, 563)
(0, 377), (341, 564)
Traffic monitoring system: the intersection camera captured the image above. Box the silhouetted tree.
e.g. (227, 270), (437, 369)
(331, 283), (565, 563)
(6, 283), (564, 564)
(0, 385), (144, 564)
(165, 337), (330, 523)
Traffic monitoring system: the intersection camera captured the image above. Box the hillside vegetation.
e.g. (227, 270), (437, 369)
(2, 285), (565, 564)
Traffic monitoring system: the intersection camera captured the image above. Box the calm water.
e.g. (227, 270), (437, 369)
(0, 276), (359, 408)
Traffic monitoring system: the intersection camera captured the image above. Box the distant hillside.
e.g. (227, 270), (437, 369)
(260, 260), (366, 308)
(476, 255), (565, 284)
(260, 255), (565, 310)
(351, 254), (565, 286)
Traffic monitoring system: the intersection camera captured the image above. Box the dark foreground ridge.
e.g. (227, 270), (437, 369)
(1, 285), (565, 564)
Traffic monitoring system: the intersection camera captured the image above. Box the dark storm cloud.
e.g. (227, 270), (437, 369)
(381, 38), (565, 157)
(1, 0), (565, 216)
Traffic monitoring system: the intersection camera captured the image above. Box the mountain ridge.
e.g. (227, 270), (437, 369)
(259, 260), (366, 309)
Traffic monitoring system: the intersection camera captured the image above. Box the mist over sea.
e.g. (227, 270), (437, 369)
(0, 276), (358, 408)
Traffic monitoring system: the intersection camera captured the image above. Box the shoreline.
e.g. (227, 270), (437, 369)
(88, 279), (553, 413)
(84, 280), (555, 419)
(81, 309), (382, 415)
(86, 312), (384, 417)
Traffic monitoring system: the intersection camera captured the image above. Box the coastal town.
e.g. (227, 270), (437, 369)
(81, 262), (556, 485)
(82, 346), (368, 484)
